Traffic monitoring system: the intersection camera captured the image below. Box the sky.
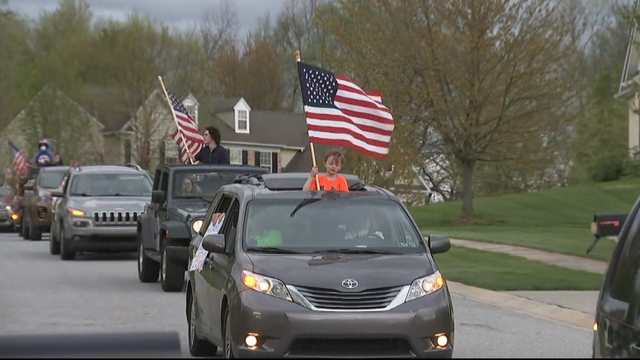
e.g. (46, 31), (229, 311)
(6, 0), (287, 36)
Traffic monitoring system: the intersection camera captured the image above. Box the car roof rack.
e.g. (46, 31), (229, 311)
(259, 173), (366, 191)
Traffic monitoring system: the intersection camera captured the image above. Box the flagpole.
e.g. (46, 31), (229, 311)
(157, 76), (195, 164)
(296, 50), (321, 190)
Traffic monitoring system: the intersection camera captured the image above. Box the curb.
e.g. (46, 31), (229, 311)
(447, 281), (593, 332)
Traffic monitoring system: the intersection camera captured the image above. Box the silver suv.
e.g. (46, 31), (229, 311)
(50, 164), (152, 260)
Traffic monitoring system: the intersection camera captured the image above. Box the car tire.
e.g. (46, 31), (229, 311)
(22, 215), (30, 240)
(29, 217), (41, 241)
(49, 226), (61, 255)
(18, 214), (24, 237)
(188, 294), (218, 357)
(138, 237), (159, 283)
(223, 306), (234, 358)
(160, 241), (184, 292)
(60, 227), (75, 261)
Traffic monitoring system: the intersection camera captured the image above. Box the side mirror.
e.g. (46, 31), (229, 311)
(51, 190), (64, 198)
(202, 233), (226, 254)
(427, 234), (451, 254)
(151, 190), (165, 205)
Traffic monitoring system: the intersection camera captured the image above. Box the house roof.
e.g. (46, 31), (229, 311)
(212, 96), (243, 113)
(81, 85), (133, 132)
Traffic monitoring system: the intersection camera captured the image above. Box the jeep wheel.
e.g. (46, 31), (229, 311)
(49, 225), (61, 255)
(188, 293), (218, 357)
(59, 227), (75, 260)
(160, 242), (184, 292)
(29, 217), (41, 241)
(138, 237), (159, 283)
(18, 215), (24, 237)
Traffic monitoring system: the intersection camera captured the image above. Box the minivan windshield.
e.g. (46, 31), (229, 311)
(70, 173), (152, 197)
(243, 197), (426, 254)
(173, 170), (240, 199)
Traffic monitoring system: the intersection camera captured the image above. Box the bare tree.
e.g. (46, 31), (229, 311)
(199, 0), (238, 61)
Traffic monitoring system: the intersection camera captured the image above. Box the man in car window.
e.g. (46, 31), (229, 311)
(345, 215), (385, 241)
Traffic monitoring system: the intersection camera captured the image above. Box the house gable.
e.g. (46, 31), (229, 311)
(233, 97), (251, 134)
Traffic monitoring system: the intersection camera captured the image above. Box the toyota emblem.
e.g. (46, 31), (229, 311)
(341, 279), (358, 289)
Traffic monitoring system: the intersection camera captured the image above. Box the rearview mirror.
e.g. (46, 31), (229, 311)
(427, 234), (451, 254)
(51, 190), (63, 198)
(151, 190), (165, 205)
(202, 233), (225, 254)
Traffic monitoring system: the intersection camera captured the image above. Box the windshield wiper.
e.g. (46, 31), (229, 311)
(246, 247), (301, 254)
(312, 248), (396, 255)
(290, 198), (322, 217)
(70, 193), (89, 197)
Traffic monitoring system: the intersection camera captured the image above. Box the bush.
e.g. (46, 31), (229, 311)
(588, 153), (625, 182)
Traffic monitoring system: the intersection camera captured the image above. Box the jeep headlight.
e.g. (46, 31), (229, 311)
(241, 270), (292, 302)
(191, 219), (203, 233)
(5, 205), (10, 211)
(405, 271), (444, 302)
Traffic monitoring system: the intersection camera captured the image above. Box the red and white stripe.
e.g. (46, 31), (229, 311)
(13, 152), (28, 180)
(304, 75), (394, 159)
(172, 129), (203, 164)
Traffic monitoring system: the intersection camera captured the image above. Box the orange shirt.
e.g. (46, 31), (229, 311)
(310, 174), (349, 192)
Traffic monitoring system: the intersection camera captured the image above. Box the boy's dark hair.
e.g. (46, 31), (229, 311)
(206, 126), (221, 145)
(323, 148), (345, 165)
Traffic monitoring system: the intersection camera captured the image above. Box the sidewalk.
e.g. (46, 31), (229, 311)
(449, 238), (608, 274)
(439, 238), (606, 330)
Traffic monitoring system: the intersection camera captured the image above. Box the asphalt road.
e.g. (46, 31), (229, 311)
(0, 232), (593, 358)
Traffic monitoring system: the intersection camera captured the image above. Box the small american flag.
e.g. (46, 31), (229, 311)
(8, 141), (28, 180)
(297, 61), (394, 159)
(166, 90), (204, 163)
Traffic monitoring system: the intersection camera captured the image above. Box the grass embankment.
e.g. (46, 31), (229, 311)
(433, 246), (605, 291)
(409, 178), (640, 262)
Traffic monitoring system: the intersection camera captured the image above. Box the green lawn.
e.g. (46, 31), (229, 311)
(434, 246), (605, 291)
(409, 178), (640, 262)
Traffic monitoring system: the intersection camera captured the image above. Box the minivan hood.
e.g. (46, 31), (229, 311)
(248, 253), (435, 291)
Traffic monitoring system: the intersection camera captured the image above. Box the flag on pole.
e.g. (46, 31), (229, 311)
(165, 90), (204, 164)
(8, 141), (28, 180)
(297, 61), (394, 159)
(171, 130), (202, 164)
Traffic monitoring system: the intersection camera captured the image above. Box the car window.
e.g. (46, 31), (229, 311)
(222, 199), (240, 254)
(69, 173), (152, 197)
(243, 197), (426, 254)
(153, 170), (162, 190)
(199, 191), (224, 237)
(608, 204), (640, 307)
(38, 170), (67, 189)
(160, 172), (169, 194)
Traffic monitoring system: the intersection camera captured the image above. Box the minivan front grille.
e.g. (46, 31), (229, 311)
(93, 211), (143, 225)
(287, 338), (413, 357)
(293, 285), (403, 310)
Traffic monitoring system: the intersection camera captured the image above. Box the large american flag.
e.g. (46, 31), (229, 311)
(8, 141), (28, 180)
(166, 90), (204, 164)
(297, 61), (394, 159)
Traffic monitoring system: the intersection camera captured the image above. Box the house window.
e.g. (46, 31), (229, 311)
(229, 149), (242, 165)
(260, 151), (272, 172)
(237, 110), (248, 132)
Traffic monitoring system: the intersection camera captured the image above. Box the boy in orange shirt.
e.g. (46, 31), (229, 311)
(303, 148), (349, 192)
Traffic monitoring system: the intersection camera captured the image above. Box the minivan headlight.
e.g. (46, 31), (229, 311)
(241, 270), (292, 302)
(405, 271), (444, 302)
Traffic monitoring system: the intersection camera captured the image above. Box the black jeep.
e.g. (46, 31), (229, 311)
(136, 164), (268, 292)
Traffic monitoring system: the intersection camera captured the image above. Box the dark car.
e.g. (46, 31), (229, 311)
(185, 173), (454, 358)
(0, 185), (16, 231)
(592, 203), (640, 358)
(136, 164), (269, 292)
